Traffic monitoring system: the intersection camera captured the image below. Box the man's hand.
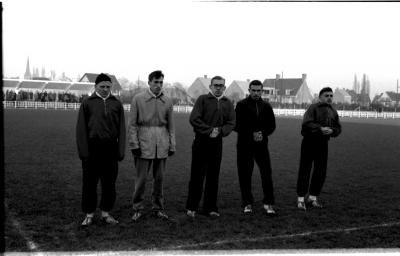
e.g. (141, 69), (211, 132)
(253, 131), (263, 142)
(131, 148), (142, 157)
(209, 127), (220, 138)
(168, 151), (175, 157)
(321, 127), (333, 135)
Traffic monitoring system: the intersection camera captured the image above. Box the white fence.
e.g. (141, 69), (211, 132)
(3, 101), (400, 119)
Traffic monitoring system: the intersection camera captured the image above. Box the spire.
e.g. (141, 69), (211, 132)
(24, 57), (31, 80)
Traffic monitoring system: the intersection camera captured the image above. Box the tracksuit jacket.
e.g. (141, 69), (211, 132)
(234, 96), (276, 145)
(301, 102), (342, 139)
(76, 93), (126, 161)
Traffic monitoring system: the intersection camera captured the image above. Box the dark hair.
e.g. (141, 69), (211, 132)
(319, 87), (333, 96)
(210, 76), (225, 85)
(95, 73), (111, 85)
(148, 70), (164, 81)
(249, 80), (263, 89)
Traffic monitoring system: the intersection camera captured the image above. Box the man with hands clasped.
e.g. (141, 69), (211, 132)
(296, 87), (342, 210)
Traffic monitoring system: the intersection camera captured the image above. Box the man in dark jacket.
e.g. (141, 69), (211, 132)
(296, 87), (341, 210)
(235, 80), (276, 215)
(76, 73), (126, 226)
(185, 75), (236, 218)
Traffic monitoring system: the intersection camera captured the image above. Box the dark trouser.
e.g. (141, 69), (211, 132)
(186, 136), (223, 213)
(296, 137), (328, 197)
(82, 139), (118, 214)
(237, 142), (275, 207)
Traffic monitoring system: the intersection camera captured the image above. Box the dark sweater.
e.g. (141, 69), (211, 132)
(76, 93), (126, 160)
(301, 102), (342, 139)
(234, 96), (276, 145)
(189, 93), (236, 138)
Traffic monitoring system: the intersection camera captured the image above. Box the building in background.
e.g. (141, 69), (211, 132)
(263, 74), (313, 104)
(333, 88), (352, 104)
(187, 75), (211, 100)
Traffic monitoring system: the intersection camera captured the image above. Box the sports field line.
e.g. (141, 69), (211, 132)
(156, 221), (400, 250)
(5, 201), (40, 252)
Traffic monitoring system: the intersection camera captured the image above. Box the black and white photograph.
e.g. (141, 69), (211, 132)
(2, 0), (400, 255)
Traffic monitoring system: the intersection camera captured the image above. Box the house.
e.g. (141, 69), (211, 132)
(373, 91), (400, 107)
(263, 74), (314, 104)
(333, 88), (352, 104)
(187, 75), (211, 100)
(79, 73), (122, 95)
(225, 80), (250, 103)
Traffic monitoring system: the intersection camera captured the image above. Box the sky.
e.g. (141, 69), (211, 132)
(3, 0), (400, 96)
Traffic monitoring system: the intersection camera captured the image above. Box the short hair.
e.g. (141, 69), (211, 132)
(148, 70), (164, 81)
(319, 87), (333, 96)
(95, 73), (111, 85)
(210, 76), (225, 85)
(249, 80), (263, 89)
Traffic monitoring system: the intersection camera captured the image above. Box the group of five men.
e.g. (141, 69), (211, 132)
(76, 71), (341, 226)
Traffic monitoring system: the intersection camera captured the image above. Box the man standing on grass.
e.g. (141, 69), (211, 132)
(76, 73), (126, 226)
(128, 70), (176, 221)
(296, 87), (342, 210)
(185, 75), (236, 218)
(234, 80), (277, 215)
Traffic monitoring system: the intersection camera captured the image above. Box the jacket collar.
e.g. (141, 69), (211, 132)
(89, 92), (116, 100)
(145, 89), (165, 103)
(207, 92), (227, 101)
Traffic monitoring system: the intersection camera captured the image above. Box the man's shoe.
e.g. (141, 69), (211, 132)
(209, 211), (220, 217)
(263, 204), (276, 216)
(131, 211), (142, 221)
(102, 215), (119, 224)
(156, 211), (169, 220)
(307, 199), (323, 208)
(243, 205), (253, 214)
(81, 216), (93, 226)
(186, 210), (196, 218)
(297, 201), (306, 211)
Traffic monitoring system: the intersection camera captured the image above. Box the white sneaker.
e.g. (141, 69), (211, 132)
(243, 205), (253, 213)
(209, 211), (220, 217)
(81, 216), (93, 226)
(263, 204), (276, 215)
(132, 211), (142, 221)
(186, 210), (196, 218)
(297, 201), (307, 211)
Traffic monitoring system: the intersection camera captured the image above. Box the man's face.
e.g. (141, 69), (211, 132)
(95, 81), (112, 98)
(209, 79), (225, 97)
(319, 91), (333, 104)
(149, 77), (163, 95)
(249, 84), (263, 100)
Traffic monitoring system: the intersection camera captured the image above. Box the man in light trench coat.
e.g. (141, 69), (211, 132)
(128, 70), (176, 221)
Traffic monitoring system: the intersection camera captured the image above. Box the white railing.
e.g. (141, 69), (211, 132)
(3, 101), (400, 119)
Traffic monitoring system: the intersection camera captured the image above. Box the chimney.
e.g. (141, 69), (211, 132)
(276, 74), (280, 80)
(302, 73), (307, 81)
(204, 75), (207, 79)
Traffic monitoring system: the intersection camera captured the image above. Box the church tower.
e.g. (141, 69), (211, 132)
(24, 57), (32, 80)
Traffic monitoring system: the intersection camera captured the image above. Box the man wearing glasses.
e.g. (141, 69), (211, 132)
(186, 76), (236, 218)
(296, 87), (342, 210)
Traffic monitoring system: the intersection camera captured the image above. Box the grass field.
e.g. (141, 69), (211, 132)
(4, 109), (400, 252)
